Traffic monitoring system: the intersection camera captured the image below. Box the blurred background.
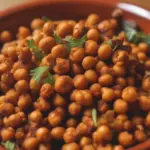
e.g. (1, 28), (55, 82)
(0, 0), (149, 10)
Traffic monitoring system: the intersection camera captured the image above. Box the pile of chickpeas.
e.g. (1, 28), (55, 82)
(0, 8), (150, 150)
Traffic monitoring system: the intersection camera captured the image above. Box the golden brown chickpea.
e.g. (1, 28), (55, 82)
(31, 18), (44, 29)
(134, 130), (146, 142)
(145, 113), (150, 127)
(82, 56), (97, 70)
(43, 21), (53, 36)
(122, 86), (137, 103)
(73, 22), (84, 38)
(36, 127), (51, 142)
(85, 40), (98, 56)
(17, 26), (30, 39)
(51, 127), (65, 140)
(15, 80), (29, 93)
(39, 36), (56, 53)
(80, 136), (92, 147)
(56, 22), (73, 37)
(0, 82), (10, 93)
(102, 88), (115, 102)
(137, 52), (147, 61)
(68, 102), (82, 116)
(98, 44), (112, 60)
(90, 83), (101, 97)
(5, 89), (19, 105)
(0, 54), (5, 63)
(97, 100), (109, 113)
(96, 61), (106, 74)
(75, 90), (93, 106)
(38, 143), (51, 150)
(83, 145), (95, 150)
(0, 30), (12, 42)
(29, 79), (41, 92)
(115, 77), (127, 88)
(54, 58), (70, 75)
(7, 46), (17, 60)
(98, 74), (113, 86)
(62, 143), (80, 150)
(0, 103), (14, 116)
(113, 145), (124, 150)
(40, 83), (54, 99)
(132, 47), (140, 55)
(124, 120), (133, 131)
(139, 96), (150, 112)
(63, 127), (77, 143)
(73, 74), (88, 90)
(51, 44), (68, 58)
(55, 76), (73, 94)
(113, 63), (126, 77)
(0, 63), (10, 73)
(66, 118), (78, 127)
(15, 128), (25, 140)
(23, 137), (39, 150)
(142, 77), (150, 92)
(85, 13), (100, 28)
(1, 127), (15, 141)
(118, 131), (133, 147)
(114, 99), (128, 114)
(13, 68), (28, 81)
(76, 122), (89, 136)
(70, 47), (85, 63)
(113, 119), (124, 132)
(98, 20), (111, 32)
(138, 42), (148, 53)
(18, 94), (32, 110)
(52, 94), (66, 107)
(87, 29), (99, 41)
(29, 110), (43, 123)
(1, 72), (14, 85)
(72, 63), (84, 75)
(84, 70), (98, 84)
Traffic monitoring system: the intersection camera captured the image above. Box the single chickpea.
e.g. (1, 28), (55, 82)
(72, 63), (84, 75)
(90, 83), (101, 97)
(29, 110), (43, 123)
(122, 86), (137, 103)
(132, 47), (140, 55)
(52, 94), (66, 107)
(84, 70), (98, 84)
(137, 52), (147, 61)
(68, 102), (82, 116)
(80, 136), (92, 147)
(113, 119), (124, 132)
(70, 47), (85, 63)
(95, 61), (106, 74)
(76, 122), (89, 136)
(124, 120), (133, 131)
(31, 18), (44, 29)
(98, 20), (111, 32)
(1, 127), (15, 141)
(43, 21), (53, 36)
(29, 79), (41, 92)
(145, 113), (150, 127)
(87, 29), (99, 41)
(97, 100), (109, 113)
(13, 68), (28, 81)
(113, 145), (124, 150)
(142, 77), (150, 92)
(62, 143), (80, 150)
(138, 42), (148, 53)
(73, 22), (84, 38)
(15, 128), (25, 140)
(113, 63), (126, 77)
(66, 118), (78, 127)
(114, 99), (128, 114)
(134, 130), (146, 142)
(115, 77), (127, 88)
(0, 82), (10, 93)
(55, 76), (73, 94)
(139, 96), (150, 112)
(98, 44), (112, 60)
(39, 36), (56, 53)
(17, 26), (30, 39)
(1, 72), (14, 85)
(145, 60), (150, 70)
(118, 131), (133, 147)
(51, 127), (65, 140)
(15, 80), (29, 93)
(83, 145), (95, 150)
(82, 56), (97, 70)
(98, 74), (113, 86)
(102, 88), (115, 102)
(38, 143), (51, 150)
(0, 31), (12, 42)
(7, 46), (17, 61)
(0, 103), (14, 116)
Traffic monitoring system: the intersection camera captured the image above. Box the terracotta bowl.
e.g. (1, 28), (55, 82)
(0, 0), (150, 150)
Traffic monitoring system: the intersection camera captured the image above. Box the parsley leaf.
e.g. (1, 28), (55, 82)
(30, 66), (49, 84)
(52, 33), (63, 44)
(1, 141), (15, 150)
(41, 16), (51, 22)
(92, 108), (97, 127)
(26, 39), (45, 61)
(44, 72), (55, 85)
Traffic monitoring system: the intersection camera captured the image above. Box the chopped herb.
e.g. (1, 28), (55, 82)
(26, 39), (45, 61)
(64, 35), (87, 52)
(41, 16), (51, 22)
(92, 108), (97, 127)
(53, 33), (63, 44)
(104, 40), (113, 46)
(1, 141), (15, 150)
(44, 72), (55, 85)
(104, 40), (119, 51)
(30, 66), (49, 84)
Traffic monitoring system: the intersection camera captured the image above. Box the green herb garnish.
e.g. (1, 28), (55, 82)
(26, 39), (45, 61)
(104, 40), (113, 46)
(30, 66), (49, 84)
(53, 33), (63, 44)
(92, 108), (97, 127)
(1, 141), (15, 150)
(41, 16), (51, 22)
(44, 72), (55, 85)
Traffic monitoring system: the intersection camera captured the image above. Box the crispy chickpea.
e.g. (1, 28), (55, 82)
(137, 52), (147, 61)
(139, 96), (150, 112)
(145, 113), (150, 127)
(1, 72), (14, 85)
(113, 119), (124, 132)
(134, 130), (146, 142)
(138, 42), (148, 53)
(1, 127), (15, 141)
(98, 100), (109, 113)
(115, 77), (127, 88)
(96, 61), (106, 74)
(36, 127), (51, 142)
(7, 46), (17, 60)
(72, 63), (84, 75)
(15, 128), (25, 140)
(23, 137), (39, 150)
(53, 94), (66, 107)
(80, 136), (92, 147)
(40, 83), (54, 99)
(82, 56), (97, 70)
(124, 120), (133, 131)
(38, 143), (51, 150)
(113, 63), (126, 77)
(62, 143), (80, 150)
(114, 99), (128, 114)
(142, 77), (150, 92)
(98, 74), (113, 86)
(84, 70), (98, 84)
(29, 79), (41, 92)
(31, 18), (44, 29)
(0, 63), (10, 73)
(73, 74), (88, 89)
(70, 47), (85, 63)
(98, 44), (112, 60)
(29, 110), (43, 123)
(66, 118), (78, 127)
(83, 145), (95, 150)
(15, 80), (29, 93)
(13, 68), (28, 81)
(0, 103), (14, 116)
(98, 20), (111, 32)
(43, 21), (53, 36)
(63, 127), (77, 143)
(76, 122), (89, 136)
(68, 102), (82, 116)
(102, 88), (115, 102)
(86, 14), (100, 28)
(55, 76), (73, 94)
(87, 29), (99, 41)
(54, 58), (70, 75)
(73, 22), (84, 38)
(75, 90), (93, 106)
(132, 47), (140, 55)
(51, 44), (68, 58)
(0, 30), (12, 42)
(118, 131), (133, 147)
(17, 26), (30, 39)
(113, 145), (124, 150)
(90, 83), (101, 97)
(122, 86), (137, 103)
(51, 127), (65, 140)
(18, 94), (32, 110)
(39, 36), (56, 53)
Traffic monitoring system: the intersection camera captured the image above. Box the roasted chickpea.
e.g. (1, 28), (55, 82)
(83, 145), (95, 150)
(0, 30), (12, 42)
(80, 136), (92, 147)
(29, 110), (43, 123)
(85, 40), (98, 55)
(0, 103), (14, 116)
(17, 26), (30, 39)
(66, 118), (78, 127)
(86, 14), (100, 28)
(84, 70), (98, 84)
(134, 130), (146, 142)
(1, 127), (15, 141)
(13, 68), (28, 81)
(73, 22), (84, 38)
(51, 127), (65, 140)
(145, 113), (150, 127)
(98, 74), (113, 86)
(68, 102), (82, 116)
(15, 80), (29, 93)
(142, 77), (150, 92)
(113, 145), (124, 150)
(62, 143), (80, 150)
(139, 96), (150, 112)
(31, 18), (44, 29)
(43, 21), (53, 36)
(90, 83), (101, 97)
(87, 29), (99, 41)
(72, 63), (84, 75)
(102, 88), (115, 102)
